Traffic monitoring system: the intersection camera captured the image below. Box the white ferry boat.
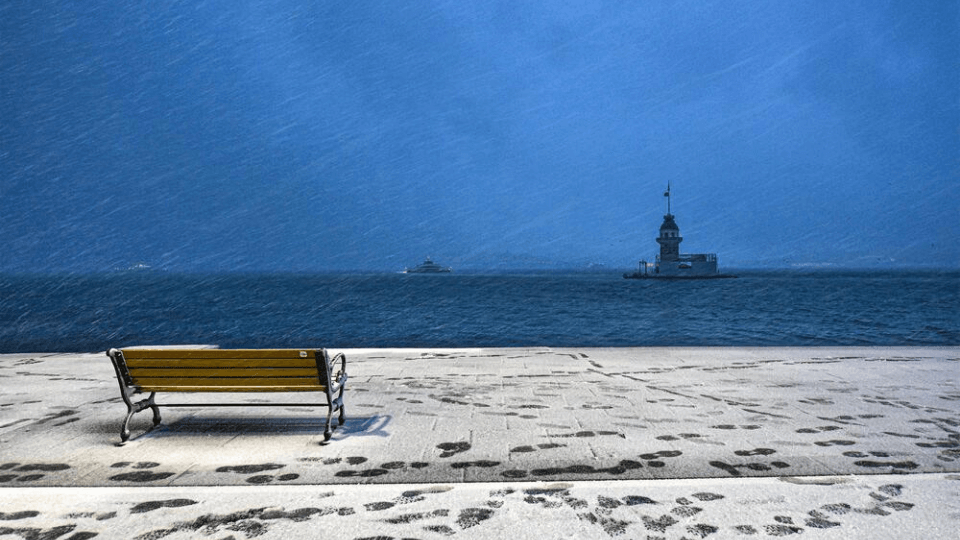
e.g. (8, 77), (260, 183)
(404, 257), (452, 274)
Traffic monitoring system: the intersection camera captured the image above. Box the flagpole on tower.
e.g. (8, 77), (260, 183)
(664, 182), (671, 216)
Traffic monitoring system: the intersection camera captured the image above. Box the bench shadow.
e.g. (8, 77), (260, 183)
(92, 413), (392, 444)
(162, 416), (329, 435)
(331, 414), (392, 438)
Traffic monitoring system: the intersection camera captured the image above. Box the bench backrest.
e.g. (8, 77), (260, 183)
(112, 348), (329, 392)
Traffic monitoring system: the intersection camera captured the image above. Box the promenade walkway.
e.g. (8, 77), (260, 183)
(1, 347), (957, 538)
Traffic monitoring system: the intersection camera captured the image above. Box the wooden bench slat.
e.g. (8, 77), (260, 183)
(128, 367), (321, 378)
(132, 376), (323, 388)
(124, 358), (317, 369)
(136, 385), (326, 393)
(119, 349), (317, 360)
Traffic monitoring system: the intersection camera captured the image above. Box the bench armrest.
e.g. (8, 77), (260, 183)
(327, 351), (348, 392)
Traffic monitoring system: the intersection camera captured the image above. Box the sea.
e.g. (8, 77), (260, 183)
(1, 270), (957, 353)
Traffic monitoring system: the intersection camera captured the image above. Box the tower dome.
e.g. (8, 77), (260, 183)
(659, 214), (679, 233)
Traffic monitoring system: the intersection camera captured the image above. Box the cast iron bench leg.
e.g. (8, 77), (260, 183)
(119, 392), (160, 444)
(323, 408), (333, 442)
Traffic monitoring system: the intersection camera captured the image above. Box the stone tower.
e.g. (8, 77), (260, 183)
(655, 183), (682, 262)
(657, 213), (682, 261)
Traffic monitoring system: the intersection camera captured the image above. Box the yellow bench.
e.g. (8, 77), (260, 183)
(106, 348), (347, 444)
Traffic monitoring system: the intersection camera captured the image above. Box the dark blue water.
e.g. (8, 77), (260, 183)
(1, 270), (957, 353)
